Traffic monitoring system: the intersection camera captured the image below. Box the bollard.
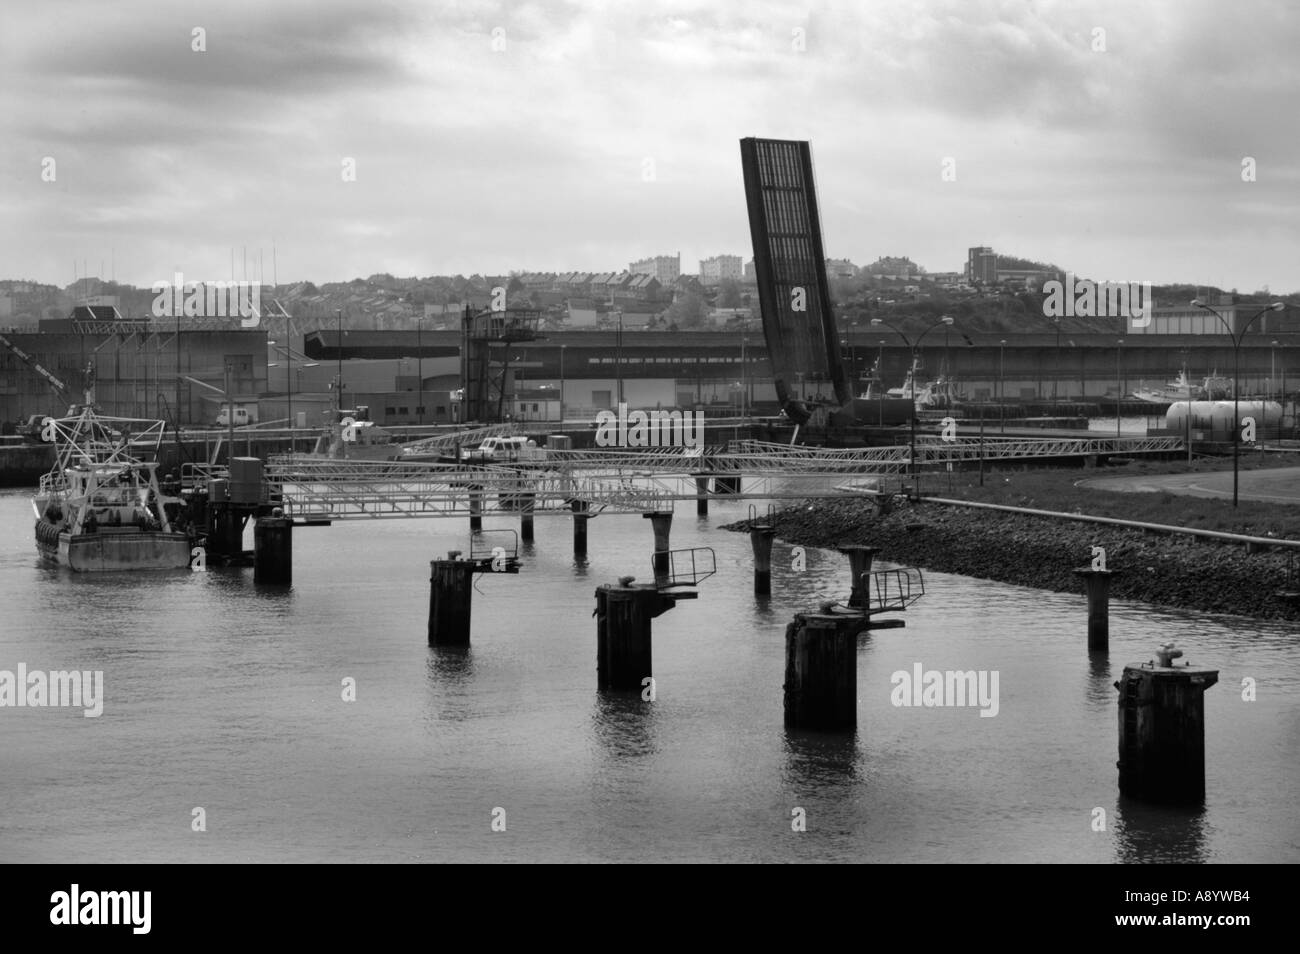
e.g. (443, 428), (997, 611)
(838, 545), (881, 610)
(468, 486), (483, 533)
(520, 491), (535, 543)
(751, 526), (776, 596)
(253, 514), (293, 584)
(1074, 568), (1120, 653)
(595, 578), (675, 691)
(572, 500), (589, 556)
(1116, 645), (1219, 803)
(428, 551), (475, 647)
(644, 511), (672, 587)
(693, 474), (710, 517)
(783, 612), (860, 731)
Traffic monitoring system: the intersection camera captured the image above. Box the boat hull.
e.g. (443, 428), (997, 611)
(36, 523), (191, 571)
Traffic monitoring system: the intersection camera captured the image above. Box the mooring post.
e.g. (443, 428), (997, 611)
(1073, 568), (1120, 653)
(253, 513), (293, 584)
(1116, 645), (1219, 803)
(572, 500), (589, 556)
(428, 550), (475, 647)
(783, 612), (860, 731)
(693, 474), (710, 516)
(644, 510), (673, 587)
(595, 577), (672, 691)
(520, 491), (535, 543)
(839, 545), (881, 610)
(468, 485), (483, 533)
(751, 525), (776, 596)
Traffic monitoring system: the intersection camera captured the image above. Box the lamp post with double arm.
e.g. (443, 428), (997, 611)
(1192, 299), (1286, 506)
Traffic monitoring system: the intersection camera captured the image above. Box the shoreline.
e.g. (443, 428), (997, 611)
(722, 496), (1300, 621)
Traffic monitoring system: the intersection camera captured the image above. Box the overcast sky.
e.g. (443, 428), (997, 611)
(1, 0), (1297, 292)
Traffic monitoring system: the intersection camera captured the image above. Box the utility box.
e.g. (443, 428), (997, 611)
(229, 457), (264, 504)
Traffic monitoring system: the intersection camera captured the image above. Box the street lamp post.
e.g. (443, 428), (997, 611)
(559, 344), (566, 424)
(1053, 319), (1061, 403)
(335, 309), (344, 415)
(999, 339), (1007, 433)
(416, 315), (424, 425)
(872, 314), (955, 498)
(1192, 299), (1286, 505)
(1116, 338), (1124, 438)
(616, 310), (624, 406)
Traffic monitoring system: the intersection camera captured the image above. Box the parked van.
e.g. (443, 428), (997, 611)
(461, 436), (539, 462)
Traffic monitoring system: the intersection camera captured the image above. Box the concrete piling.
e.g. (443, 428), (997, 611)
(468, 486), (483, 533)
(751, 525), (776, 596)
(428, 551), (475, 647)
(839, 545), (881, 610)
(783, 612), (861, 731)
(520, 491), (535, 542)
(1074, 568), (1120, 653)
(1116, 646), (1219, 803)
(572, 500), (589, 556)
(253, 514), (293, 584)
(694, 475), (710, 516)
(644, 511), (673, 587)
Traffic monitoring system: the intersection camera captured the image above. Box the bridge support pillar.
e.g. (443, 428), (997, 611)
(693, 474), (710, 517)
(520, 492), (535, 543)
(429, 551), (475, 647)
(572, 500), (589, 557)
(1074, 568), (1120, 653)
(1117, 655), (1219, 803)
(751, 525), (776, 596)
(253, 515), (292, 584)
(595, 579), (678, 691)
(784, 612), (861, 731)
(644, 511), (673, 587)
(468, 486), (483, 533)
(839, 545), (881, 610)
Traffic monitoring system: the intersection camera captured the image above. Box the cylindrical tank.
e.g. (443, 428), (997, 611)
(207, 477), (229, 503)
(1165, 400), (1283, 438)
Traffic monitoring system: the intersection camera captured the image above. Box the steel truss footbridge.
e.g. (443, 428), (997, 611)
(262, 435), (1184, 521)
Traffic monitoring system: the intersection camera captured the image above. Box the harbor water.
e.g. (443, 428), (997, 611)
(0, 489), (1296, 863)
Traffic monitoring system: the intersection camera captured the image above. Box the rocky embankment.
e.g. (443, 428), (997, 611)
(722, 497), (1300, 621)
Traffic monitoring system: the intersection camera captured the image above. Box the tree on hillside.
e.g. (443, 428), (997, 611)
(666, 290), (709, 328)
(716, 278), (742, 308)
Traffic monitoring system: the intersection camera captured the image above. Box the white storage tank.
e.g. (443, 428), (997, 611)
(1165, 400), (1283, 438)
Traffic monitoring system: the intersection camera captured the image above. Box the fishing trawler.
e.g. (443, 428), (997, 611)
(32, 406), (191, 571)
(1131, 365), (1203, 404)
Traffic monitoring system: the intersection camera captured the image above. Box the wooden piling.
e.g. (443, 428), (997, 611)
(428, 551), (475, 647)
(595, 580), (669, 691)
(783, 612), (860, 731)
(1074, 568), (1120, 653)
(253, 515), (293, 584)
(751, 526), (776, 595)
(1117, 655), (1219, 803)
